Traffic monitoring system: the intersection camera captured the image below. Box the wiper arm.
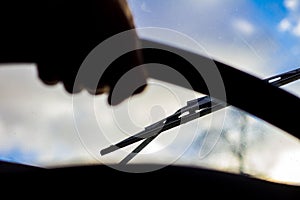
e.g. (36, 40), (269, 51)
(100, 67), (300, 163)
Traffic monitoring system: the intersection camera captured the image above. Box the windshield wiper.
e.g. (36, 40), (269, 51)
(100, 67), (300, 164)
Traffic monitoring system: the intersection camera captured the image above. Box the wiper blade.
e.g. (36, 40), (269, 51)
(265, 67), (300, 87)
(100, 67), (300, 163)
(101, 96), (226, 156)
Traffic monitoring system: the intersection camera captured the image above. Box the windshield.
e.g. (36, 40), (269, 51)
(1, 0), (300, 186)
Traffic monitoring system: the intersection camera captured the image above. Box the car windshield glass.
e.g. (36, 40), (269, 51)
(0, 0), (300, 186)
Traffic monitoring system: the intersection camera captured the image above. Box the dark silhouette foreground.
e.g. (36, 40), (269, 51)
(1, 160), (300, 198)
(1, 1), (300, 197)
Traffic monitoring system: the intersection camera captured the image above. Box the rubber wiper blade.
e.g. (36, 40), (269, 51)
(100, 96), (226, 156)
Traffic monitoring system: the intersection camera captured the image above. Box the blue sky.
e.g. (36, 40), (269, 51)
(0, 147), (37, 165)
(252, 0), (300, 69)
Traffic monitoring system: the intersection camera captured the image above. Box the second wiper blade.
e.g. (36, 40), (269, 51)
(265, 67), (300, 87)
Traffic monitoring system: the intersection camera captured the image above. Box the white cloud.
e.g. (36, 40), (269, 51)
(292, 20), (300, 36)
(278, 18), (292, 31)
(0, 66), (95, 167)
(284, 0), (299, 11)
(278, 0), (300, 37)
(233, 19), (255, 36)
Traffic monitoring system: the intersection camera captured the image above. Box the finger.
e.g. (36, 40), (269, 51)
(36, 63), (60, 85)
(62, 79), (83, 94)
(107, 67), (148, 106)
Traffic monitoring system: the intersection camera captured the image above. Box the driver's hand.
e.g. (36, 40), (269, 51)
(35, 0), (147, 105)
